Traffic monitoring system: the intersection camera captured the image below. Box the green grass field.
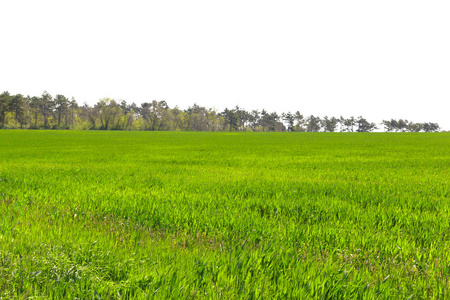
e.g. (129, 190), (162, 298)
(1, 131), (449, 299)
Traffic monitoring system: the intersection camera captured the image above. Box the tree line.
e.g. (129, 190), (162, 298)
(0, 91), (440, 132)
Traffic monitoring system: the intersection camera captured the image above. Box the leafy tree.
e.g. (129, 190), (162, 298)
(381, 120), (393, 132)
(423, 122), (440, 132)
(343, 116), (356, 132)
(407, 122), (423, 132)
(397, 119), (408, 132)
(39, 91), (54, 128)
(54, 94), (69, 128)
(382, 119), (439, 133)
(96, 98), (122, 130)
(294, 111), (305, 132)
(222, 107), (238, 131)
(183, 104), (208, 131)
(29, 96), (42, 129)
(141, 100), (172, 131)
(154, 101), (171, 131)
(190, 104), (215, 131)
(204, 108), (222, 131)
(170, 106), (184, 130)
(248, 110), (260, 131)
(119, 100), (139, 130)
(259, 110), (272, 132)
(282, 112), (295, 132)
(234, 106), (249, 131)
(0, 91), (11, 128)
(356, 116), (376, 132)
(306, 115), (321, 132)
(268, 112), (282, 131)
(68, 98), (79, 129)
(321, 116), (339, 132)
(81, 103), (98, 129)
(390, 119), (399, 132)
(9, 94), (26, 128)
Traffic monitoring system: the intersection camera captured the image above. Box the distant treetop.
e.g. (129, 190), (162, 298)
(0, 91), (441, 132)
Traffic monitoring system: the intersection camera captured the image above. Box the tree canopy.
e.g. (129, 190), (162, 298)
(0, 91), (441, 132)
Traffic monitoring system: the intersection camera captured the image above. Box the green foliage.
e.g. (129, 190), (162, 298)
(0, 131), (449, 299)
(0, 90), (442, 132)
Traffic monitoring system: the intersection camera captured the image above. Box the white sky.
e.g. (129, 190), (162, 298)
(1, 0), (449, 129)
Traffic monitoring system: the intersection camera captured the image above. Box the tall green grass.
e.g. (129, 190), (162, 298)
(0, 131), (449, 299)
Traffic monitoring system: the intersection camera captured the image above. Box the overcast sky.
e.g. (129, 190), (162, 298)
(1, 0), (449, 129)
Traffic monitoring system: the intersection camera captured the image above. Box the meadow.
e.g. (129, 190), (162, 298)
(0, 130), (449, 299)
